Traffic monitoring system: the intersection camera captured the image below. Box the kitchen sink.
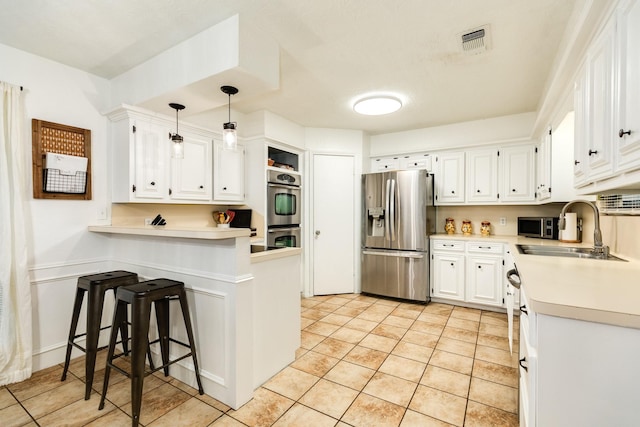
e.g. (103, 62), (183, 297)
(516, 244), (627, 261)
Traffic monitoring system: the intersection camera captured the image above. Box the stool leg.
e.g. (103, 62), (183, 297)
(178, 289), (204, 395)
(154, 298), (170, 376)
(98, 300), (126, 411)
(84, 285), (108, 400)
(115, 291), (129, 355)
(61, 288), (85, 382)
(131, 298), (152, 427)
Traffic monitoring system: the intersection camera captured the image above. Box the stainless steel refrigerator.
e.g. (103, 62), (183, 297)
(361, 170), (435, 302)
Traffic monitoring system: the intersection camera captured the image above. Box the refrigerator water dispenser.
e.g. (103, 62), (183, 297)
(367, 207), (385, 237)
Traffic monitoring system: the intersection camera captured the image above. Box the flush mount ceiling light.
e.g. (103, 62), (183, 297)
(169, 103), (185, 159)
(353, 96), (402, 115)
(221, 85), (239, 150)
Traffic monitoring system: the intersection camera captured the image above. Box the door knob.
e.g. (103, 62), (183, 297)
(315, 230), (321, 236)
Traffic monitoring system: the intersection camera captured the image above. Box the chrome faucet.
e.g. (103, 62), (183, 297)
(559, 200), (609, 258)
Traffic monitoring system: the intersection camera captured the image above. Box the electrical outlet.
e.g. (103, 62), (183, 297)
(499, 217), (507, 226)
(97, 207), (107, 220)
(145, 218), (152, 225)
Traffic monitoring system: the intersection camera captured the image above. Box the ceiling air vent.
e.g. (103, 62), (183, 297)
(460, 25), (491, 55)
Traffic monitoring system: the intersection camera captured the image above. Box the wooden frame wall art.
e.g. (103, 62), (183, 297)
(32, 119), (92, 200)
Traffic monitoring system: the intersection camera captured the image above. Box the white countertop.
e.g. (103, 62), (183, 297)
(431, 233), (640, 329)
(89, 224), (251, 239)
(250, 247), (302, 263)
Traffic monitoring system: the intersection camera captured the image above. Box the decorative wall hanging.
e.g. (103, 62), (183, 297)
(32, 119), (92, 200)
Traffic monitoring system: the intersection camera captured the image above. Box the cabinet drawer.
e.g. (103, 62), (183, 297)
(432, 240), (465, 251)
(466, 242), (503, 254)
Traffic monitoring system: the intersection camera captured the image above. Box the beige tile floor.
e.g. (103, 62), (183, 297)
(0, 294), (519, 426)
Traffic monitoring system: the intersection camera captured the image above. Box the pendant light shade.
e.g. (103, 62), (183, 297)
(169, 103), (185, 159)
(221, 85), (238, 150)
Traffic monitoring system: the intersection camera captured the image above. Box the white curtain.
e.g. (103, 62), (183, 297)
(0, 82), (32, 385)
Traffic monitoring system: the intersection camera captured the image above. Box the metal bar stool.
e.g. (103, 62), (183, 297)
(98, 278), (204, 427)
(61, 270), (139, 400)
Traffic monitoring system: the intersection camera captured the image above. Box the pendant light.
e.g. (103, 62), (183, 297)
(169, 103), (185, 159)
(221, 85), (239, 150)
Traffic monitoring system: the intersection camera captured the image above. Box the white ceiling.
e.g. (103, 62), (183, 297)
(0, 0), (577, 135)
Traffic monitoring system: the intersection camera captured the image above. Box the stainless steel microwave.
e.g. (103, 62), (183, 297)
(517, 217), (559, 239)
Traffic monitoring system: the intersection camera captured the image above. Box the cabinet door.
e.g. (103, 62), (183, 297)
(432, 253), (465, 301)
(434, 152), (465, 204)
(171, 132), (212, 201)
(466, 148), (498, 203)
(501, 145), (536, 203)
(574, 61), (589, 187)
(584, 17), (616, 181)
(133, 120), (169, 200)
(616, 0), (640, 172)
(214, 141), (245, 201)
(371, 157), (399, 171)
(466, 255), (502, 306)
(537, 131), (551, 201)
(399, 154), (432, 171)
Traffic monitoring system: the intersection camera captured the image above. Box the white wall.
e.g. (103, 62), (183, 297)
(369, 112), (536, 156)
(0, 42), (113, 370)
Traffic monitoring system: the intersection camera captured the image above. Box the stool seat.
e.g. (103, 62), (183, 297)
(61, 270), (139, 400)
(98, 278), (204, 427)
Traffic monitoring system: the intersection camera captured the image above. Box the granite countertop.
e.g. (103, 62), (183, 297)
(431, 233), (640, 329)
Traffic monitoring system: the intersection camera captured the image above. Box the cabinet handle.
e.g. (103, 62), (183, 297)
(619, 129), (632, 138)
(451, 190), (455, 194)
(520, 305), (528, 315)
(477, 265), (482, 269)
(199, 185), (204, 189)
(519, 357), (528, 372)
(574, 160), (580, 165)
(588, 149), (598, 156)
(223, 187), (227, 190)
(150, 181), (155, 186)
(478, 246), (492, 249)
(450, 262), (455, 267)
(512, 188), (516, 192)
(476, 189), (481, 193)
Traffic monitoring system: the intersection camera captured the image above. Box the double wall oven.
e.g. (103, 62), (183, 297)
(267, 169), (301, 247)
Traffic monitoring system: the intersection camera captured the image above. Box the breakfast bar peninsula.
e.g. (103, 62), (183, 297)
(89, 225), (302, 409)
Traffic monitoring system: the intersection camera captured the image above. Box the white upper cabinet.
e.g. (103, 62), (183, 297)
(370, 157), (400, 171)
(537, 130), (552, 201)
(213, 141), (245, 202)
(501, 144), (536, 203)
(616, 0), (640, 172)
(466, 148), (498, 203)
(399, 153), (432, 171)
(574, 1), (640, 192)
(171, 131), (212, 201)
(585, 15), (616, 182)
(132, 119), (170, 200)
(434, 152), (465, 204)
(109, 105), (230, 204)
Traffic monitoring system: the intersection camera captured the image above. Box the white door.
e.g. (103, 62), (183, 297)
(312, 154), (355, 295)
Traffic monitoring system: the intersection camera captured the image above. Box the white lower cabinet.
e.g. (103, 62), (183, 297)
(519, 285), (640, 426)
(431, 238), (504, 308)
(466, 242), (503, 307)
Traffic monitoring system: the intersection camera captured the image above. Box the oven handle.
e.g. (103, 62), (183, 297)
(268, 183), (301, 190)
(268, 227), (301, 233)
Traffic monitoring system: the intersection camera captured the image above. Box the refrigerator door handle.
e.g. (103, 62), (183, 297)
(385, 178), (391, 243)
(389, 178), (396, 241)
(362, 250), (425, 259)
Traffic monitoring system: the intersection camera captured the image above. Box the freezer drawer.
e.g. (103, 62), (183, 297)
(361, 249), (429, 302)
